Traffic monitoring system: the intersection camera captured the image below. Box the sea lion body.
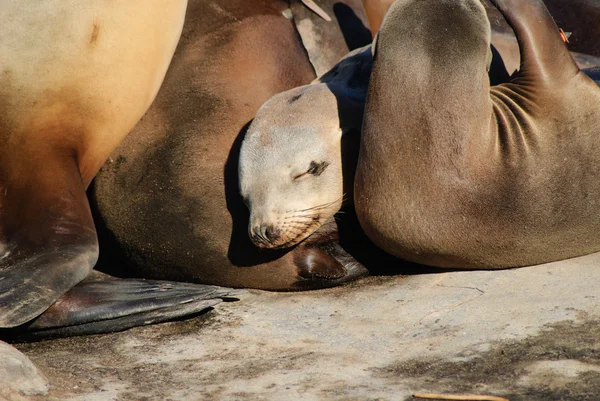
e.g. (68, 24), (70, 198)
(0, 0), (188, 326)
(355, 0), (600, 269)
(90, 0), (373, 289)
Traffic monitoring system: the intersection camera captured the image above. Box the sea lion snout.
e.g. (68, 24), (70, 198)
(250, 223), (282, 248)
(248, 208), (325, 249)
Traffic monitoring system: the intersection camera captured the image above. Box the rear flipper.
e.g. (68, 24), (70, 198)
(2, 277), (243, 342)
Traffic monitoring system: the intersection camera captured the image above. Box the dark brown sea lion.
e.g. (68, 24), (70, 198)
(90, 0), (374, 290)
(355, 0), (600, 269)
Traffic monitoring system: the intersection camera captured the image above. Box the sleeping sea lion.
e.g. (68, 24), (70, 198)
(90, 0), (373, 290)
(239, 45), (372, 249)
(354, 0), (600, 269)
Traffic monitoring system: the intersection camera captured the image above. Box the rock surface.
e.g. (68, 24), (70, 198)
(14, 252), (600, 401)
(0, 340), (49, 401)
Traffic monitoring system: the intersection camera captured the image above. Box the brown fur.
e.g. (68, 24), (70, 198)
(90, 0), (372, 289)
(292, 0), (371, 75)
(355, 0), (600, 269)
(360, 0), (395, 35)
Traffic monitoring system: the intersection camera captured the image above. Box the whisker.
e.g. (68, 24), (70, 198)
(290, 195), (344, 213)
(284, 213), (321, 220)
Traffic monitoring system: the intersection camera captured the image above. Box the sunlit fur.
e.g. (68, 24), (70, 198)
(239, 46), (372, 249)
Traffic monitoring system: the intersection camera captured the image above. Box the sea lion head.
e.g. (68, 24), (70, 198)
(239, 45), (372, 249)
(239, 84), (346, 249)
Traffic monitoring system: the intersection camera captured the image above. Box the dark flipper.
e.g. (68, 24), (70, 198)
(2, 278), (243, 342)
(292, 217), (370, 290)
(0, 151), (100, 328)
(489, 0), (579, 84)
(0, 246), (97, 328)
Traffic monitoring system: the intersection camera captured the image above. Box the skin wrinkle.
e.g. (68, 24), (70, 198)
(355, 0), (600, 269)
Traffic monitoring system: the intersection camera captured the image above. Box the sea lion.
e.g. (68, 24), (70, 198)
(239, 45), (372, 249)
(359, 0), (600, 81)
(354, 0), (600, 268)
(0, 0), (238, 335)
(90, 0), (373, 290)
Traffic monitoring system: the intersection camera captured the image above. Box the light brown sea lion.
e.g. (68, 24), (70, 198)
(355, 0), (600, 269)
(239, 45), (372, 250)
(90, 0), (374, 290)
(0, 0), (239, 336)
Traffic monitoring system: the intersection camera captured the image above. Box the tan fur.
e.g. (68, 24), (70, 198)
(0, 0), (187, 326)
(239, 46), (372, 249)
(355, 0), (600, 269)
(0, 0), (187, 186)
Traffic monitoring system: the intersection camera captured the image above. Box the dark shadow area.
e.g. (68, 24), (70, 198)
(88, 181), (139, 279)
(488, 44), (511, 86)
(333, 2), (372, 50)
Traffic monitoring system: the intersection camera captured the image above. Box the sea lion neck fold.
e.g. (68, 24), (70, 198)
(355, 0), (600, 269)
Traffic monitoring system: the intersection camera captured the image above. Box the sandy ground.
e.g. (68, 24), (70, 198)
(6, 251), (600, 401)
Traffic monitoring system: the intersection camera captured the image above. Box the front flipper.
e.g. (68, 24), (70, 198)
(0, 245), (97, 328)
(489, 0), (579, 85)
(293, 242), (369, 290)
(3, 278), (243, 341)
(0, 152), (99, 328)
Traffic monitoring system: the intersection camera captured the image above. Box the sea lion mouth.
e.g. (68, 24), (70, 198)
(251, 214), (325, 249)
(250, 198), (343, 249)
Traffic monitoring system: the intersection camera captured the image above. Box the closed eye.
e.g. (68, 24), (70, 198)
(293, 161), (330, 181)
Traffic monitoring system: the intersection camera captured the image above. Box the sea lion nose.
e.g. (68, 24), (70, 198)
(251, 223), (281, 246)
(264, 224), (280, 242)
